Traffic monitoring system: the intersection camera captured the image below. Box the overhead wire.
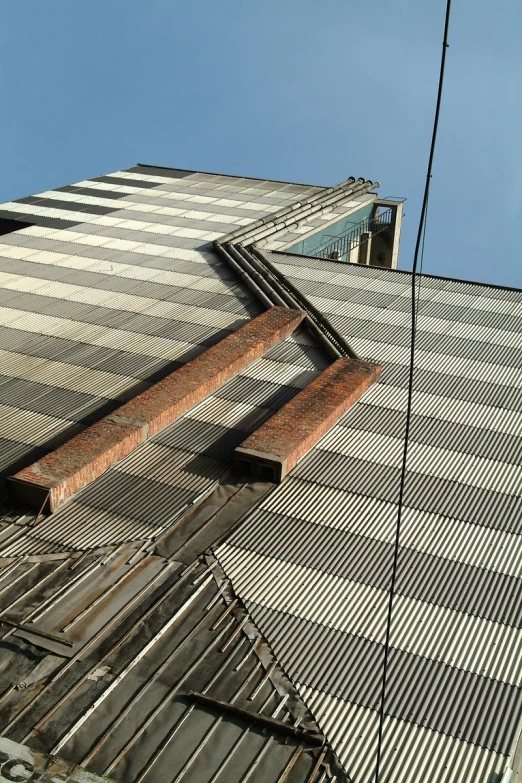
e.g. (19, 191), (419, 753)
(373, 2), (453, 781)
(415, 188), (430, 329)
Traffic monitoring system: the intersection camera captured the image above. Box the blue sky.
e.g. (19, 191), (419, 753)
(1, 0), (520, 287)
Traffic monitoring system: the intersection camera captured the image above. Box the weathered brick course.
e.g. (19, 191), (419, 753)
(9, 307), (305, 512)
(234, 357), (381, 481)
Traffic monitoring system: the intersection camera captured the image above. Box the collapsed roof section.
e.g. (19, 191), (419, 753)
(0, 546), (345, 782)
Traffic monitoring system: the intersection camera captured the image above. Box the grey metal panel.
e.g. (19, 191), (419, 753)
(230, 508), (522, 626)
(117, 443), (227, 490)
(0, 255), (250, 308)
(300, 685), (507, 783)
(0, 325), (181, 380)
(153, 418), (248, 459)
(15, 197), (119, 216)
(326, 312), (521, 368)
(292, 449), (401, 498)
(56, 186), (129, 200)
(0, 438), (42, 476)
(76, 470), (195, 526)
(90, 175), (162, 188)
(214, 375), (301, 410)
(0, 289), (239, 344)
(108, 209), (241, 235)
(247, 604), (521, 753)
(442, 277), (521, 302)
(30, 501), (161, 549)
(121, 198), (261, 218)
(0, 210), (79, 230)
(293, 275), (522, 333)
(340, 401), (522, 464)
(264, 340), (331, 371)
(293, 449), (522, 532)
(126, 165), (193, 178)
(380, 361), (522, 412)
(0, 372), (107, 421)
(402, 470), (522, 533)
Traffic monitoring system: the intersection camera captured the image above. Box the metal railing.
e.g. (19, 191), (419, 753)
(311, 207), (393, 261)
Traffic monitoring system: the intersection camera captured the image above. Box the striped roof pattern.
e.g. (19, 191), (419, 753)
(0, 166), (334, 481)
(0, 168), (348, 556)
(216, 252), (522, 782)
(0, 167), (520, 782)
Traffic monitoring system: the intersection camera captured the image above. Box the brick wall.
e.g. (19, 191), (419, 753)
(9, 307), (305, 512)
(234, 357), (381, 481)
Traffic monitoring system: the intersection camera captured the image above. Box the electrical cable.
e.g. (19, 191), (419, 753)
(415, 189), (430, 329)
(373, 2), (452, 781)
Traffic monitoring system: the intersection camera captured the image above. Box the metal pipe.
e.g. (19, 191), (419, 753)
(238, 181), (378, 247)
(251, 183), (379, 246)
(235, 246), (341, 359)
(233, 245), (296, 309)
(250, 246), (359, 360)
(217, 176), (378, 248)
(216, 176), (358, 246)
(225, 244), (286, 308)
(214, 176), (375, 361)
(213, 243), (274, 308)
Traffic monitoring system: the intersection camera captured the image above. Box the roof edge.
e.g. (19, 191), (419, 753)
(136, 162), (329, 189)
(271, 249), (522, 294)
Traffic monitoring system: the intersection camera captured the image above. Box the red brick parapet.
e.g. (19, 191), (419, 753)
(9, 307), (305, 512)
(234, 357), (381, 481)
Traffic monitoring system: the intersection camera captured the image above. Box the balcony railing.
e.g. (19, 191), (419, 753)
(311, 207), (393, 261)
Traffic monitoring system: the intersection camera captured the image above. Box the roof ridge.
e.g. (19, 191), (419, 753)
(135, 162), (329, 188)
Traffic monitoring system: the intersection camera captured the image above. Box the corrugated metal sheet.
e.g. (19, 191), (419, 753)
(0, 170), (340, 486)
(0, 170), (308, 463)
(2, 169), (521, 782)
(297, 687), (506, 782)
(215, 252), (522, 783)
(0, 549), (342, 783)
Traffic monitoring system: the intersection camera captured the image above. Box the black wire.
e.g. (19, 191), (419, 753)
(373, 2), (452, 781)
(415, 189), (429, 330)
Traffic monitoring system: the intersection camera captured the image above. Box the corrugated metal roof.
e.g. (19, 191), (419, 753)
(1, 168), (520, 782)
(0, 549), (342, 782)
(215, 251), (522, 782)
(0, 169), (352, 483)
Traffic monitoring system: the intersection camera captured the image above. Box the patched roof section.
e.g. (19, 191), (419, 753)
(0, 551), (345, 782)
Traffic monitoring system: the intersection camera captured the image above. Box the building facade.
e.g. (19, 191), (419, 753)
(0, 164), (520, 783)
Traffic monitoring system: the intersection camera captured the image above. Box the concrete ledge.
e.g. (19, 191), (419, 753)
(9, 307), (305, 512)
(234, 357), (381, 481)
